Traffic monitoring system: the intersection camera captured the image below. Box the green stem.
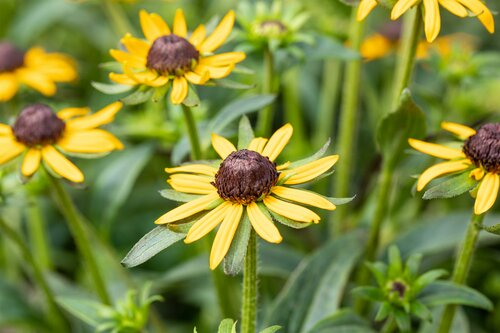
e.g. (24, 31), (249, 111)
(283, 67), (308, 157)
(438, 213), (484, 333)
(332, 10), (364, 236)
(241, 230), (257, 333)
(101, 0), (133, 37)
(0, 216), (67, 331)
(27, 196), (52, 270)
(257, 47), (275, 137)
(389, 7), (422, 110)
(47, 174), (111, 305)
(181, 105), (203, 160)
(380, 316), (397, 333)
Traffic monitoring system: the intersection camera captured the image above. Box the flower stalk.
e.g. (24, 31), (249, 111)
(181, 104), (203, 160)
(101, 0), (134, 37)
(27, 196), (52, 270)
(241, 230), (257, 333)
(257, 47), (275, 137)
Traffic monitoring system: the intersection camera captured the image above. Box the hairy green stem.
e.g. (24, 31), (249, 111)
(438, 214), (484, 333)
(182, 105), (203, 160)
(257, 47), (275, 137)
(47, 174), (111, 305)
(241, 231), (257, 333)
(27, 196), (52, 270)
(101, 0), (133, 37)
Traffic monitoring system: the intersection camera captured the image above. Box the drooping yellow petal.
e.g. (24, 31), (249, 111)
(195, 64), (234, 79)
(423, 0), (441, 42)
(0, 137), (25, 164)
(170, 76), (188, 104)
(16, 69), (56, 96)
(155, 192), (219, 224)
(189, 24), (206, 48)
(357, 0), (378, 21)
(261, 123), (293, 161)
(173, 9), (188, 38)
(199, 10), (235, 53)
(439, 0), (468, 17)
(184, 70), (210, 85)
(408, 138), (465, 160)
(272, 186), (336, 210)
(441, 122), (476, 140)
(264, 196), (320, 223)
(57, 107), (91, 120)
(21, 148), (41, 177)
(391, 0), (420, 20)
(140, 10), (169, 42)
(247, 202), (282, 243)
(209, 203), (243, 269)
(66, 101), (122, 131)
(185, 202), (231, 243)
(168, 174), (215, 194)
(416, 159), (471, 191)
(121, 34), (151, 58)
(0, 73), (19, 101)
(109, 49), (146, 68)
(199, 52), (246, 67)
(165, 164), (218, 176)
(474, 173), (499, 215)
(57, 129), (123, 153)
(0, 124), (13, 136)
(211, 133), (236, 159)
(247, 138), (268, 154)
(457, 0), (495, 33)
(42, 145), (84, 183)
(109, 72), (138, 85)
(282, 155), (339, 185)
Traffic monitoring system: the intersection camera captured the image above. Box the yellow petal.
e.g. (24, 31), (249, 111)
(272, 186), (336, 210)
(0, 137), (25, 164)
(441, 121), (476, 139)
(261, 123), (293, 161)
(150, 13), (171, 36)
(195, 64), (234, 79)
(184, 70), (210, 85)
(439, 0), (468, 17)
(121, 34), (151, 58)
(42, 145), (84, 183)
(199, 52), (246, 67)
(408, 138), (465, 160)
(0, 73), (19, 101)
(109, 72), (138, 85)
(416, 159), (471, 191)
(0, 124), (12, 136)
(209, 203), (243, 269)
(22, 148), (41, 177)
(357, 0), (378, 21)
(66, 102), (122, 131)
(140, 10), (169, 42)
(247, 203), (282, 243)
(361, 34), (394, 61)
(165, 164), (218, 176)
(109, 49), (146, 68)
(155, 192), (219, 224)
(189, 24), (206, 48)
(283, 155), (339, 185)
(35, 54), (77, 82)
(474, 173), (499, 214)
(391, 0), (420, 20)
(211, 133), (236, 159)
(184, 202), (230, 243)
(16, 69), (56, 96)
(248, 138), (268, 154)
(470, 168), (485, 181)
(168, 174), (215, 194)
(58, 129), (123, 153)
(264, 196), (320, 223)
(57, 107), (91, 120)
(173, 9), (188, 38)
(170, 76), (188, 104)
(458, 0), (495, 33)
(200, 10), (235, 53)
(423, 0), (441, 42)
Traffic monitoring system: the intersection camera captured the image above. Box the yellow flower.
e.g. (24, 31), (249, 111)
(0, 42), (77, 102)
(391, 0), (494, 42)
(357, 0), (380, 21)
(0, 102), (124, 183)
(156, 124), (339, 269)
(360, 33), (395, 61)
(409, 122), (499, 215)
(109, 9), (246, 105)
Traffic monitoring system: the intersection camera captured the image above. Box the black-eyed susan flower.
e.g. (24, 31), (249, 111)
(0, 42), (77, 102)
(109, 9), (245, 105)
(409, 121), (499, 215)
(0, 102), (123, 183)
(155, 123), (340, 269)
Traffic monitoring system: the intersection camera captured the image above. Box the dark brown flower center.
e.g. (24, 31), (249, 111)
(390, 281), (407, 298)
(212, 149), (279, 205)
(463, 123), (500, 174)
(0, 42), (25, 72)
(12, 104), (66, 146)
(146, 34), (199, 75)
(256, 20), (288, 37)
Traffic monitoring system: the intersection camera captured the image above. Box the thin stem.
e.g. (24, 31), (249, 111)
(257, 47), (275, 137)
(389, 7), (422, 111)
(181, 105), (203, 160)
(332, 10), (364, 236)
(241, 230), (257, 333)
(0, 216), (67, 331)
(438, 213), (484, 333)
(283, 67), (308, 157)
(101, 0), (133, 37)
(47, 174), (111, 305)
(27, 196), (52, 270)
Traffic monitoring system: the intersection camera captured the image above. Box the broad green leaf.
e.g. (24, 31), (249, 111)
(414, 269), (448, 293)
(365, 262), (387, 287)
(419, 281), (493, 310)
(218, 318), (237, 333)
(307, 309), (375, 333)
(259, 326), (281, 333)
(423, 172), (477, 200)
(404, 253), (422, 278)
(418, 307), (469, 333)
(182, 87), (201, 107)
(237, 116), (255, 150)
(480, 222), (500, 235)
(224, 212), (252, 276)
(304, 35), (360, 61)
(259, 243), (303, 278)
(387, 246), (403, 277)
(327, 196), (355, 206)
(288, 139), (331, 169)
(91, 82), (133, 94)
(0, 277), (44, 328)
(121, 226), (186, 268)
(351, 287), (385, 302)
(121, 87), (154, 105)
(56, 297), (105, 326)
(374, 302), (391, 321)
(214, 79), (256, 90)
(410, 301), (432, 321)
(159, 190), (202, 203)
(155, 255), (208, 288)
(394, 309), (411, 332)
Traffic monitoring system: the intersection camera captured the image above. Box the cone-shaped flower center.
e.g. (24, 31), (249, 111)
(13, 104), (65, 146)
(390, 280), (407, 298)
(0, 42), (25, 73)
(146, 34), (199, 75)
(213, 149), (279, 204)
(463, 123), (500, 173)
(255, 20), (287, 37)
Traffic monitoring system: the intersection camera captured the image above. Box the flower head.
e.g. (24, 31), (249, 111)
(109, 9), (246, 105)
(409, 121), (499, 215)
(0, 102), (123, 183)
(156, 123), (340, 269)
(0, 42), (77, 101)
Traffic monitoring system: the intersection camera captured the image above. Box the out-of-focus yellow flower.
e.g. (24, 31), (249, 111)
(361, 33), (395, 61)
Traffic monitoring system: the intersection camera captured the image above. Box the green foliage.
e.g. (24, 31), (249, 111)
(422, 172), (478, 200)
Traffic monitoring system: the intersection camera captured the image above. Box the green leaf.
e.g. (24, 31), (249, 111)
(267, 206), (311, 229)
(214, 78), (256, 90)
(288, 139), (330, 169)
(327, 196), (355, 206)
(121, 87), (154, 105)
(404, 253), (422, 278)
(305, 35), (360, 61)
(410, 301), (432, 322)
(394, 309), (411, 332)
(56, 297), (105, 326)
(414, 269), (448, 293)
(376, 89), (426, 168)
(479, 222), (500, 235)
(387, 246), (403, 278)
(423, 172), (477, 200)
(217, 318), (237, 333)
(159, 189), (202, 203)
(351, 287), (385, 302)
(121, 226), (186, 268)
(224, 212), (252, 276)
(0, 277), (44, 328)
(237, 116), (255, 150)
(307, 309), (375, 333)
(260, 326), (282, 333)
(419, 281), (493, 310)
(91, 81), (133, 94)
(374, 302), (392, 321)
(182, 87), (200, 107)
(365, 262), (387, 287)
